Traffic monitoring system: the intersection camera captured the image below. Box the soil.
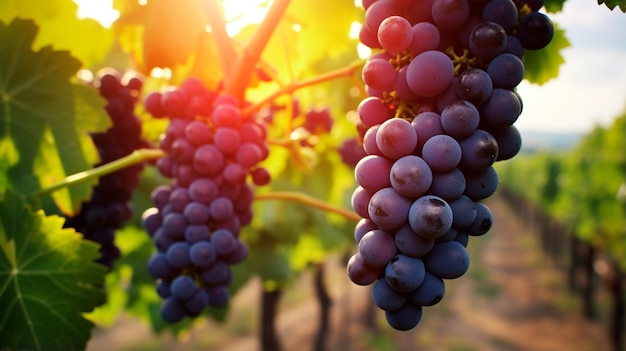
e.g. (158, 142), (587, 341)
(87, 194), (614, 351)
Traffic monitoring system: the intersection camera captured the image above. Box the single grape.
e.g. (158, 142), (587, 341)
(347, 253), (381, 286)
(406, 50), (455, 98)
(422, 241), (470, 279)
(409, 22), (440, 56)
(362, 58), (397, 92)
(368, 187), (412, 230)
(394, 224), (435, 258)
(376, 118), (418, 159)
(170, 275), (197, 300)
(517, 12), (554, 50)
(481, 0), (518, 33)
(456, 68), (493, 106)
(440, 100), (480, 139)
(390, 155), (433, 198)
(487, 53), (524, 89)
(355, 155), (393, 192)
(359, 229), (399, 267)
(463, 166), (499, 200)
(421, 134), (462, 172)
(190, 241), (217, 268)
(372, 278), (407, 312)
(468, 21), (507, 61)
(431, 0), (471, 31)
(467, 201), (493, 236)
(408, 195), (453, 239)
(385, 301), (423, 331)
(385, 254), (426, 292)
(166, 241), (192, 269)
(377, 15), (413, 53)
(408, 271), (445, 306)
(429, 168), (466, 201)
(458, 129), (499, 171)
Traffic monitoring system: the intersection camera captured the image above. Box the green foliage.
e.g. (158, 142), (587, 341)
(0, 0), (115, 68)
(0, 18), (110, 214)
(543, 0), (568, 13)
(0, 189), (106, 351)
(523, 24), (570, 85)
(497, 107), (626, 270)
(597, 0), (626, 12)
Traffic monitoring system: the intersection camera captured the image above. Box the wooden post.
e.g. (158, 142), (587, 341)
(261, 288), (283, 351)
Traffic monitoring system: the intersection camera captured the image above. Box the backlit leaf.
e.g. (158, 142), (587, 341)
(0, 18), (110, 214)
(0, 189), (106, 351)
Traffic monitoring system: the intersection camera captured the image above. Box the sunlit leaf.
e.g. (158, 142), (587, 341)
(0, 189), (106, 351)
(0, 18), (109, 213)
(0, 0), (114, 68)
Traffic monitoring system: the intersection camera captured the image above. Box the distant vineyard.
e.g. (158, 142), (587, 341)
(496, 107), (626, 351)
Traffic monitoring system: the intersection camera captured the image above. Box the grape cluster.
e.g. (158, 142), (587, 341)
(348, 0), (554, 330)
(64, 69), (149, 270)
(141, 78), (270, 323)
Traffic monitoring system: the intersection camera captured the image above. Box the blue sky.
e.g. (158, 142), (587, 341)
(515, 0), (626, 133)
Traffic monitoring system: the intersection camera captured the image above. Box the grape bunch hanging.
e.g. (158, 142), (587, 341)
(347, 0), (554, 330)
(141, 78), (271, 323)
(64, 69), (150, 270)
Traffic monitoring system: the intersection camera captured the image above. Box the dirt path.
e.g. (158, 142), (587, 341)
(87, 194), (613, 351)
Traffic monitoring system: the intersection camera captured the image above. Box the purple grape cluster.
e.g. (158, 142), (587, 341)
(348, 0), (554, 330)
(141, 78), (271, 323)
(64, 69), (149, 270)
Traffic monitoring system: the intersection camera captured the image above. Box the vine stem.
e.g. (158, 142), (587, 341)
(37, 149), (166, 197)
(203, 0), (238, 91)
(229, 0), (292, 101)
(242, 59), (364, 117)
(254, 191), (360, 222)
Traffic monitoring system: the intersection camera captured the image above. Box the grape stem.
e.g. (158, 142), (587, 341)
(203, 0), (238, 86)
(229, 0), (292, 101)
(242, 59), (364, 117)
(37, 148), (166, 197)
(254, 191), (361, 222)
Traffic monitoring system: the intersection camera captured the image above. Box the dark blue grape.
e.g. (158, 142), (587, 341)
(161, 297), (187, 323)
(448, 195), (478, 228)
(190, 241), (217, 268)
(487, 53), (524, 89)
(170, 275), (197, 300)
(166, 241), (192, 269)
(517, 12), (554, 50)
(467, 201), (493, 236)
(408, 271), (445, 306)
(456, 68), (493, 106)
(385, 254), (426, 292)
(384, 301), (423, 331)
(372, 278), (407, 311)
(463, 166), (499, 200)
(458, 129), (499, 171)
(423, 241), (470, 279)
(185, 289), (209, 316)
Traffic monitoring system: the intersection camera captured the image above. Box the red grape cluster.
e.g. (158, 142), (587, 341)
(348, 0), (554, 330)
(141, 78), (270, 323)
(64, 69), (149, 270)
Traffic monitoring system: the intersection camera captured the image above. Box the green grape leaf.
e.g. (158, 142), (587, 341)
(523, 24), (570, 85)
(0, 0), (114, 68)
(0, 189), (106, 351)
(0, 18), (110, 214)
(543, 0), (568, 12)
(597, 0), (626, 12)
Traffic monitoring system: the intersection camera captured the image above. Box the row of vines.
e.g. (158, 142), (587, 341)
(496, 108), (626, 351)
